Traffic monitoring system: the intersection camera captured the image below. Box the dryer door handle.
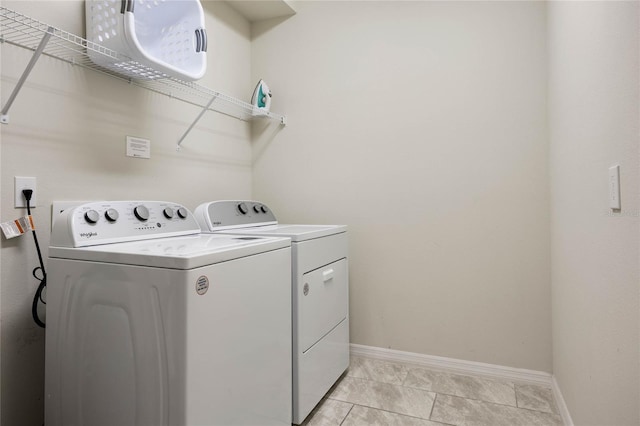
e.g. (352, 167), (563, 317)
(322, 269), (334, 282)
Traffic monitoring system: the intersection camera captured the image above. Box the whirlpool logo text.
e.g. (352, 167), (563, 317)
(79, 232), (98, 238)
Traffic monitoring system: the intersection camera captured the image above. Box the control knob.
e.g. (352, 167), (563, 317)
(134, 205), (149, 221)
(237, 203), (248, 215)
(105, 208), (119, 222)
(253, 205), (261, 213)
(177, 207), (188, 219)
(84, 210), (99, 224)
(260, 205), (268, 214)
(163, 208), (174, 219)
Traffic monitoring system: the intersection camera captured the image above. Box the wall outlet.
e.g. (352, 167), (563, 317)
(14, 176), (36, 208)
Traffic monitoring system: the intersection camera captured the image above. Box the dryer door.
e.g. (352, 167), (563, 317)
(300, 258), (348, 352)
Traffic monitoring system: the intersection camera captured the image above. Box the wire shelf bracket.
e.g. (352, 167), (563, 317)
(1, 26), (53, 124)
(176, 94), (217, 151)
(0, 6), (287, 141)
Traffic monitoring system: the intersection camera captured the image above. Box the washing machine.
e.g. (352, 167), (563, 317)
(45, 201), (292, 426)
(194, 200), (349, 424)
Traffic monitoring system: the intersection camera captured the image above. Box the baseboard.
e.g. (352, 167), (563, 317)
(349, 343), (553, 387)
(349, 344), (575, 424)
(552, 375), (574, 426)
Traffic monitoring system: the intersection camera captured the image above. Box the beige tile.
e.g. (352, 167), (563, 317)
(430, 394), (564, 426)
(516, 384), (559, 414)
(348, 356), (409, 385)
(329, 376), (436, 420)
(403, 367), (516, 406)
(342, 405), (444, 426)
(300, 398), (353, 426)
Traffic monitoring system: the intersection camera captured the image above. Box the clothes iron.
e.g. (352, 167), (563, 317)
(251, 79), (272, 112)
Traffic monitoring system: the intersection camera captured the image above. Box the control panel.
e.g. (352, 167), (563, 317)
(194, 200), (277, 231)
(50, 201), (201, 247)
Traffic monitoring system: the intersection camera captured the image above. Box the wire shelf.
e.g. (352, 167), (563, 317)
(0, 6), (286, 126)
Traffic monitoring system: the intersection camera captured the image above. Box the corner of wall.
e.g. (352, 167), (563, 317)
(551, 376), (574, 426)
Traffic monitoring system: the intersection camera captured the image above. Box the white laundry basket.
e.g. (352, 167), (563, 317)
(86, 0), (207, 81)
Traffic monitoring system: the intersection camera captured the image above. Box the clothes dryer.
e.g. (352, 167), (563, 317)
(46, 201), (292, 426)
(194, 200), (349, 424)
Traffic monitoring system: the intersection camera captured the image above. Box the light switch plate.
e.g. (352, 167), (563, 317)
(609, 165), (621, 210)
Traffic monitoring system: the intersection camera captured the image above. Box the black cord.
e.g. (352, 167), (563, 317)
(24, 191), (46, 328)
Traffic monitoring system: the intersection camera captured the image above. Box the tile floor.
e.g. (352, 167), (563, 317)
(301, 356), (563, 426)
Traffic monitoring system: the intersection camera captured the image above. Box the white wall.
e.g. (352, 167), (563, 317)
(0, 1), (253, 423)
(3, 1), (637, 424)
(252, 1), (551, 372)
(548, 1), (640, 424)
(0, 17), (3, 421)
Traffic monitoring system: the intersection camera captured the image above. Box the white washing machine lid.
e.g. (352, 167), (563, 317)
(213, 224), (346, 242)
(49, 234), (291, 269)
